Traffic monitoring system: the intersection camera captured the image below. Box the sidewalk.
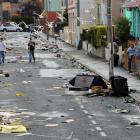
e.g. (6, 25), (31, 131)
(39, 32), (140, 102)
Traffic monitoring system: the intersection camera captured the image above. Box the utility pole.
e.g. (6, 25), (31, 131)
(107, 0), (114, 80)
(0, 4), (2, 23)
(44, 0), (49, 40)
(0, 2), (3, 36)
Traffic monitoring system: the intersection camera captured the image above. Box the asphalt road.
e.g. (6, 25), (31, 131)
(0, 32), (140, 140)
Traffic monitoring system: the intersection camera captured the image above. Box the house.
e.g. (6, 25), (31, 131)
(122, 0), (140, 38)
(42, 0), (62, 34)
(61, 0), (68, 12)
(0, 2), (11, 21)
(67, 0), (78, 45)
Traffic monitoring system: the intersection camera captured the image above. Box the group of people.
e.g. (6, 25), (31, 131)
(127, 37), (140, 73)
(0, 37), (36, 64)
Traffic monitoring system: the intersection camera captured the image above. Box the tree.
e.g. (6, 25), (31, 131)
(115, 17), (131, 48)
(21, 0), (42, 17)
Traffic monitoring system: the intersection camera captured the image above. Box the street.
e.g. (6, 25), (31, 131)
(0, 32), (140, 140)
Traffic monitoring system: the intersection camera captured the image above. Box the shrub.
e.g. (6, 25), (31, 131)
(115, 17), (131, 48)
(86, 26), (108, 48)
(11, 16), (34, 25)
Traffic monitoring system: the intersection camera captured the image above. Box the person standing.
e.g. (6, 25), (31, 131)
(28, 38), (36, 63)
(127, 44), (135, 73)
(135, 37), (140, 59)
(0, 38), (6, 64)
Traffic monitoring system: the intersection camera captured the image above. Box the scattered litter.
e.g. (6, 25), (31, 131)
(0, 115), (4, 124)
(68, 109), (74, 111)
(0, 125), (27, 133)
(9, 118), (22, 124)
(46, 118), (53, 121)
(62, 119), (74, 123)
(111, 109), (130, 114)
(56, 54), (61, 58)
(105, 104), (114, 109)
(6, 47), (13, 51)
(16, 133), (32, 136)
(5, 73), (10, 77)
(0, 70), (3, 74)
(87, 113), (95, 116)
(126, 127), (132, 129)
(88, 89), (92, 94)
(8, 58), (17, 63)
(0, 74), (4, 77)
(21, 112), (35, 116)
(53, 86), (62, 89)
(18, 56), (23, 60)
(107, 84), (112, 90)
(130, 122), (139, 126)
(40, 111), (68, 118)
(19, 68), (25, 73)
(2, 83), (13, 87)
(16, 92), (24, 97)
(0, 111), (17, 118)
(124, 97), (135, 104)
(67, 131), (74, 140)
(27, 75), (32, 77)
(22, 81), (32, 84)
(133, 117), (140, 119)
(91, 86), (103, 94)
(129, 89), (137, 93)
(45, 124), (59, 127)
(62, 83), (69, 88)
(20, 60), (26, 63)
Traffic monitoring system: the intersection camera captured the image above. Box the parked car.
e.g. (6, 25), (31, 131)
(0, 22), (23, 32)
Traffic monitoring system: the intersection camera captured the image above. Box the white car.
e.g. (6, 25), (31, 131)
(0, 22), (23, 32)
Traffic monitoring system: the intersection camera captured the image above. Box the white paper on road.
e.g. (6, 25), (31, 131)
(123, 115), (140, 124)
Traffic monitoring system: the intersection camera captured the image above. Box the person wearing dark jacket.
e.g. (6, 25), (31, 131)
(28, 38), (35, 63)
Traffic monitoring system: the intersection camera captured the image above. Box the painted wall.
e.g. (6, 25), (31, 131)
(47, 0), (61, 12)
(68, 0), (77, 45)
(112, 0), (122, 24)
(124, 8), (140, 38)
(79, 0), (95, 27)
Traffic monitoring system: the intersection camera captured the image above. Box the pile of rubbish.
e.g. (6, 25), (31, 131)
(0, 109), (35, 134)
(69, 74), (129, 97)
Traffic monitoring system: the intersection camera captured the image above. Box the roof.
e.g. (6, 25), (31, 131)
(47, 12), (59, 22)
(40, 11), (59, 22)
(122, 0), (140, 8)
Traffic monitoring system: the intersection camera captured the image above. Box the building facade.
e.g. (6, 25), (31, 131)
(122, 0), (140, 38)
(67, 0), (78, 45)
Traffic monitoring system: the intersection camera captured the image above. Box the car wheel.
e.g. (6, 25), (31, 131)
(3, 29), (7, 32)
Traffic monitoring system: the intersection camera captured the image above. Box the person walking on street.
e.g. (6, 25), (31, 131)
(127, 44), (135, 73)
(28, 38), (36, 63)
(0, 38), (6, 64)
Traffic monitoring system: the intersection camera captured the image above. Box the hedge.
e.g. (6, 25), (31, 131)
(86, 26), (108, 49)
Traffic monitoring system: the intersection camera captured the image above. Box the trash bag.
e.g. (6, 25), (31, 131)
(110, 76), (128, 96)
